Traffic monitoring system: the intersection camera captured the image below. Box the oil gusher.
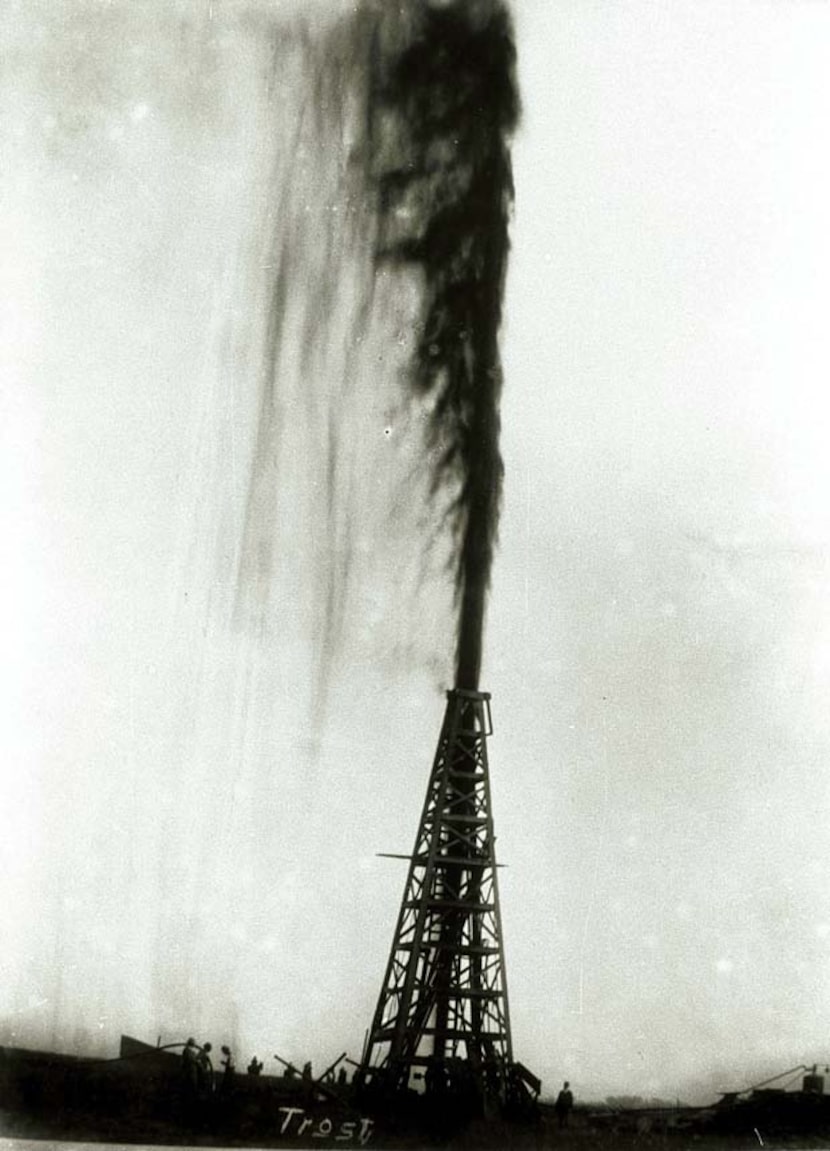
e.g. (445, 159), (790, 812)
(356, 1), (536, 1125)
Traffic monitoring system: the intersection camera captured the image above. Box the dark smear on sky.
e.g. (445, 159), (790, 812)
(369, 0), (519, 690)
(234, 1), (517, 707)
(234, 11), (379, 723)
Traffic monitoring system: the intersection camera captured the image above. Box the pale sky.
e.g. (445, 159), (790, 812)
(2, 0), (830, 1106)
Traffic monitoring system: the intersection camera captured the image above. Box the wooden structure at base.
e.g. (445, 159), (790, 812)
(358, 689), (513, 1103)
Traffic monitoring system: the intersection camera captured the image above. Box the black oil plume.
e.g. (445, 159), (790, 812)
(369, 0), (519, 690)
(234, 2), (517, 700)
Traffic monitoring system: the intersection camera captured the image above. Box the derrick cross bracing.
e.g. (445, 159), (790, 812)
(360, 688), (513, 1100)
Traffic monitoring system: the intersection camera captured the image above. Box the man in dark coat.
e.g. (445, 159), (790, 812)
(555, 1081), (574, 1127)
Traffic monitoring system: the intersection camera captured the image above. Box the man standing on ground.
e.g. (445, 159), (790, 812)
(555, 1081), (574, 1128)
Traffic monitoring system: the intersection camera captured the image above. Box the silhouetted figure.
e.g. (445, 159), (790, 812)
(181, 1038), (199, 1097)
(555, 1081), (574, 1128)
(196, 1043), (214, 1098)
(302, 1061), (312, 1081)
(220, 1045), (235, 1094)
(247, 1056), (263, 1076)
(448, 1058), (479, 1117)
(284, 1064), (296, 1080)
(337, 1067), (348, 1088)
(425, 1056), (447, 1096)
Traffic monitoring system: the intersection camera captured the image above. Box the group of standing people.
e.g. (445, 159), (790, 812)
(181, 1038), (236, 1101)
(181, 1038), (213, 1099)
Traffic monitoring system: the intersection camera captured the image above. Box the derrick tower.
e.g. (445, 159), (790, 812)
(359, 688), (514, 1103)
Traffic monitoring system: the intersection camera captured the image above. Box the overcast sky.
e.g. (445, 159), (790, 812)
(2, 0), (830, 1106)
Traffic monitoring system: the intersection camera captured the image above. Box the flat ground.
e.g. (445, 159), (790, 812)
(444, 1113), (830, 1151)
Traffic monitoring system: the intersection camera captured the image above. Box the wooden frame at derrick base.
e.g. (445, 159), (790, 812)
(359, 688), (514, 1102)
